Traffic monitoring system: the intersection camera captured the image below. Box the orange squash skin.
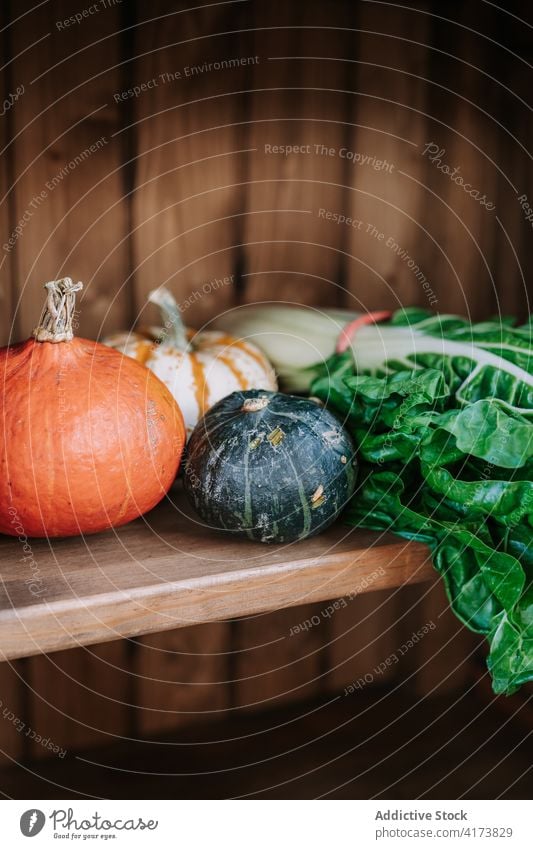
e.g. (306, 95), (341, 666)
(0, 337), (186, 537)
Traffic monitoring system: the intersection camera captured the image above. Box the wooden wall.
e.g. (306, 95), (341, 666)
(0, 0), (529, 766)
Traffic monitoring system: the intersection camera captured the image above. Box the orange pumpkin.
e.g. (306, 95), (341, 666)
(0, 278), (186, 538)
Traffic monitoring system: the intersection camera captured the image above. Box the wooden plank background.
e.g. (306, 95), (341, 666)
(0, 0), (531, 766)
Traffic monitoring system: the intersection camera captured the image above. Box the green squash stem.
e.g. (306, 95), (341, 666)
(148, 286), (189, 352)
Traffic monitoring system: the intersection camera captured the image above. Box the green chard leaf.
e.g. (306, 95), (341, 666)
(312, 309), (533, 695)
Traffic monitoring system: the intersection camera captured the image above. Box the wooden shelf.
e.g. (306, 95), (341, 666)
(0, 487), (433, 661)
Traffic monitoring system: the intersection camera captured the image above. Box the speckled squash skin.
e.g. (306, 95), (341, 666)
(0, 337), (186, 538)
(184, 390), (357, 543)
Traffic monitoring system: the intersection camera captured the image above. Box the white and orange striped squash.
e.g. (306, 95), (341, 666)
(103, 287), (277, 437)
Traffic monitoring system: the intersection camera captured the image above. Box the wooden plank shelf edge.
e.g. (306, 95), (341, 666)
(0, 493), (433, 661)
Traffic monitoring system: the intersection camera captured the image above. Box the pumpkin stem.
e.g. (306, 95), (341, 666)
(33, 278), (83, 342)
(242, 396), (269, 412)
(148, 287), (189, 352)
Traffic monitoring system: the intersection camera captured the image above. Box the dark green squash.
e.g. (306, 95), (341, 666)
(184, 389), (357, 543)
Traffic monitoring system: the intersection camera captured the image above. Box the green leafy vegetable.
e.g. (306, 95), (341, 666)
(312, 308), (533, 695)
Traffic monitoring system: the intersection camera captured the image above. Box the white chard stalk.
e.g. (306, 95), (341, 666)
(214, 304), (358, 391)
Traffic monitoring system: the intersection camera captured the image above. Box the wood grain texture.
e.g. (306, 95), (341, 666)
(0, 3), (14, 348)
(6, 0), (134, 763)
(0, 0), (530, 761)
(336, 3), (431, 689)
(0, 488), (432, 661)
(134, 623), (230, 735)
(492, 7), (533, 319)
(344, 2), (431, 312)
(1, 684), (532, 800)
(233, 605), (326, 712)
(413, 579), (481, 696)
(8, 0), (129, 340)
(0, 661), (25, 768)
(410, 2), (505, 690)
(28, 641), (131, 758)
(416, 2), (500, 317)
(235, 0), (354, 710)
(129, 0), (251, 734)
(132, 0), (248, 329)
(326, 589), (401, 692)
(0, 6), (30, 769)
(242, 0), (352, 307)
